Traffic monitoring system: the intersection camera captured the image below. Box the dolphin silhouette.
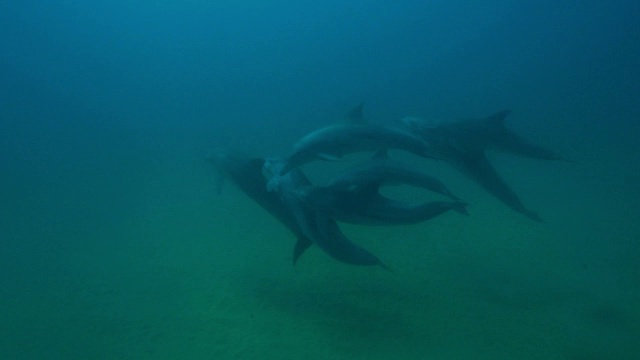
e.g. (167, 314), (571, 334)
(294, 156), (467, 226)
(400, 110), (566, 221)
(324, 150), (461, 201)
(298, 186), (467, 226)
(277, 123), (439, 176)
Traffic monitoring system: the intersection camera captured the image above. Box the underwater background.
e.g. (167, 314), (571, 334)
(1, 1), (638, 359)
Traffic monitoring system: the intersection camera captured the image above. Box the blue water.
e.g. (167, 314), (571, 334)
(2, 1), (638, 359)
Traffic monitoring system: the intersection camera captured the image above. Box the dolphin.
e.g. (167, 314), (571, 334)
(263, 157), (389, 269)
(297, 185), (467, 226)
(400, 110), (566, 221)
(294, 158), (468, 226)
(207, 151), (312, 264)
(402, 110), (567, 161)
(324, 150), (461, 201)
(276, 123), (439, 177)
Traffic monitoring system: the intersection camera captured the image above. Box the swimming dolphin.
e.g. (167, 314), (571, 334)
(297, 185), (467, 226)
(323, 150), (461, 201)
(207, 151), (313, 264)
(294, 157), (467, 226)
(263, 157), (389, 269)
(276, 123), (439, 177)
(402, 110), (567, 161)
(400, 110), (566, 221)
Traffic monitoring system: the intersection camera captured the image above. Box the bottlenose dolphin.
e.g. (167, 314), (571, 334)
(263, 157), (389, 269)
(400, 110), (566, 221)
(276, 123), (439, 177)
(207, 151), (312, 264)
(298, 186), (467, 226)
(294, 158), (467, 226)
(402, 110), (567, 161)
(324, 151), (461, 201)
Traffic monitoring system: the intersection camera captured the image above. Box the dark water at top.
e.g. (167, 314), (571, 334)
(1, 1), (638, 359)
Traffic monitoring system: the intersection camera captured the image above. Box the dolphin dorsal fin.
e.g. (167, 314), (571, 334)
(344, 102), (365, 123)
(483, 110), (511, 127)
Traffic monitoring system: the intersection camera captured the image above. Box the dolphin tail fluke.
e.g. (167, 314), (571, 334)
(292, 236), (313, 266)
(524, 210), (544, 223)
(378, 260), (393, 273)
(451, 201), (469, 216)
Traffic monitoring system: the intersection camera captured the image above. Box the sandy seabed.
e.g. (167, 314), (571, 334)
(2, 139), (638, 360)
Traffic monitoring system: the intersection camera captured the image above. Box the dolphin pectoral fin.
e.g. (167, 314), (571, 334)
(292, 236), (313, 266)
(313, 214), (387, 268)
(316, 153), (342, 161)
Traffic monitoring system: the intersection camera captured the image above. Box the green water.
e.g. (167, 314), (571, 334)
(2, 133), (638, 360)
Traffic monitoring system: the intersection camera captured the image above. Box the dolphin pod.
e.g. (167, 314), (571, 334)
(208, 106), (568, 268)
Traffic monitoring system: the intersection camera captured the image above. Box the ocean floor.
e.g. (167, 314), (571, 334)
(2, 134), (639, 360)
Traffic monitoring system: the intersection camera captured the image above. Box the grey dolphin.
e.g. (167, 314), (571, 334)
(296, 170), (467, 226)
(400, 110), (566, 221)
(277, 123), (439, 176)
(403, 110), (567, 161)
(207, 151), (312, 264)
(324, 151), (461, 201)
(263, 157), (389, 269)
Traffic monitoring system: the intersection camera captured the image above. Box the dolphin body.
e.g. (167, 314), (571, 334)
(277, 123), (439, 176)
(298, 187), (467, 226)
(324, 152), (461, 201)
(207, 151), (313, 264)
(400, 110), (566, 221)
(295, 157), (467, 226)
(263, 157), (388, 269)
